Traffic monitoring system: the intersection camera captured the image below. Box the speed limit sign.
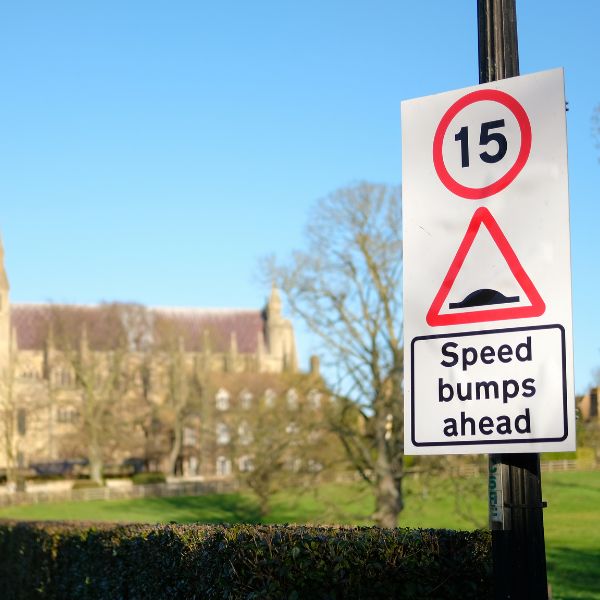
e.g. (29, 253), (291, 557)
(432, 89), (532, 199)
(401, 68), (575, 455)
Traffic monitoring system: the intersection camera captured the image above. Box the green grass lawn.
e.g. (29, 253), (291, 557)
(1, 470), (598, 600)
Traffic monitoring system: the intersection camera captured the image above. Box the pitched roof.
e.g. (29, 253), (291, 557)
(10, 303), (266, 353)
(151, 307), (265, 353)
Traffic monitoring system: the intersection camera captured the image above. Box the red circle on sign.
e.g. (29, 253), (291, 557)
(432, 89), (532, 199)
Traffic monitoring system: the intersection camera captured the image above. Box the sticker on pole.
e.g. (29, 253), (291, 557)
(426, 207), (545, 326)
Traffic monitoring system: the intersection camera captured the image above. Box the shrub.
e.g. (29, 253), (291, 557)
(72, 479), (104, 490)
(0, 521), (491, 599)
(131, 472), (166, 485)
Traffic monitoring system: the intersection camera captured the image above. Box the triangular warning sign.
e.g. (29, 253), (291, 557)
(426, 207), (545, 327)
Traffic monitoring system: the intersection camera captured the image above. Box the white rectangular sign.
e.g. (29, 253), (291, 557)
(401, 68), (575, 455)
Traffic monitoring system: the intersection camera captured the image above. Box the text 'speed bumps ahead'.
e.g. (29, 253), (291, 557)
(410, 325), (568, 450)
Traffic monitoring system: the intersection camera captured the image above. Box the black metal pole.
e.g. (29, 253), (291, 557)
(478, 1), (549, 598)
(478, 0), (520, 83)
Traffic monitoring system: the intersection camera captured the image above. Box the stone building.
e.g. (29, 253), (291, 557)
(579, 386), (599, 421)
(0, 240), (334, 480)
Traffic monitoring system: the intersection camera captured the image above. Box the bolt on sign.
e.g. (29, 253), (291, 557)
(401, 68), (575, 455)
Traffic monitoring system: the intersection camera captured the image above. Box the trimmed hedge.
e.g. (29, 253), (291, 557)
(131, 471), (167, 485)
(72, 480), (105, 490)
(0, 521), (491, 599)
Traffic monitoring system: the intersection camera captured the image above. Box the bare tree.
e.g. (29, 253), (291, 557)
(164, 339), (188, 476)
(147, 319), (205, 477)
(234, 382), (342, 517)
(47, 303), (205, 480)
(0, 352), (18, 487)
(263, 182), (404, 527)
(49, 304), (135, 484)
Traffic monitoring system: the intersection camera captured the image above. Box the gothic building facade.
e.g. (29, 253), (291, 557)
(0, 240), (332, 480)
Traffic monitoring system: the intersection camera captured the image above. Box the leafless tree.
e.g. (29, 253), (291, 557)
(0, 353), (18, 486)
(49, 304), (135, 484)
(47, 303), (206, 480)
(263, 182), (404, 527)
(159, 338), (205, 476)
(234, 382), (342, 517)
(146, 318), (205, 477)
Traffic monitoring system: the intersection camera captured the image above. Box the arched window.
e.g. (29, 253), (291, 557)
(240, 389), (253, 410)
(215, 388), (230, 411)
(238, 455), (254, 472)
(264, 388), (276, 408)
(286, 388), (299, 410)
(17, 409), (26, 436)
(238, 421), (253, 445)
(183, 427), (198, 447)
(308, 459), (323, 473)
(61, 369), (73, 386)
(20, 364), (38, 380)
(216, 422), (230, 445)
(285, 421), (300, 435)
(216, 456), (232, 476)
(308, 389), (322, 409)
(57, 407), (79, 424)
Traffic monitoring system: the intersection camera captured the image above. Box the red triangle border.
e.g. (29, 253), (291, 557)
(426, 207), (545, 327)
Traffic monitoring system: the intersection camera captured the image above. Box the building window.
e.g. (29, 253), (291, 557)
(21, 367), (39, 380)
(53, 368), (73, 387)
(308, 459), (323, 473)
(57, 407), (79, 424)
(285, 421), (300, 435)
(183, 426), (198, 447)
(286, 388), (299, 410)
(264, 388), (276, 408)
(216, 456), (232, 477)
(186, 456), (199, 476)
(238, 455), (254, 472)
(238, 421), (253, 445)
(60, 369), (73, 387)
(17, 409), (26, 436)
(308, 389), (322, 409)
(240, 389), (253, 410)
(287, 457), (302, 472)
(308, 430), (321, 443)
(216, 422), (230, 445)
(215, 388), (230, 411)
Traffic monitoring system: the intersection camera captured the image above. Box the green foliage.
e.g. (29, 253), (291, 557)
(72, 479), (104, 490)
(0, 472), (598, 598)
(131, 472), (166, 485)
(0, 521), (491, 600)
(542, 451), (577, 461)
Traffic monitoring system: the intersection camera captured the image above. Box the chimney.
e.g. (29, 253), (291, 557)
(309, 355), (320, 378)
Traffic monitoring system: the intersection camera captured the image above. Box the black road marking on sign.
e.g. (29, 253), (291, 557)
(449, 288), (520, 310)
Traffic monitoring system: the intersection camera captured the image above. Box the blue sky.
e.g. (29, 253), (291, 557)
(0, 1), (598, 392)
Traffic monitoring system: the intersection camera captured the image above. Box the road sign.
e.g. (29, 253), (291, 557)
(426, 207), (545, 326)
(432, 89), (532, 199)
(401, 68), (575, 455)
